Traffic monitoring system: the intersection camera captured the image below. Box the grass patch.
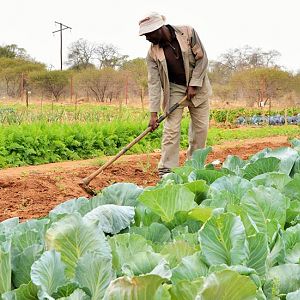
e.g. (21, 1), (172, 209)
(206, 125), (299, 145)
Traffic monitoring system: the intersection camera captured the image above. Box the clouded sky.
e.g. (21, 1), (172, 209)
(1, 0), (299, 72)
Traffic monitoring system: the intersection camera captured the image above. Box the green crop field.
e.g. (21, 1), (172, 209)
(1, 140), (300, 299)
(1, 102), (300, 125)
(1, 4), (300, 298)
(0, 102), (299, 168)
(0, 119), (299, 168)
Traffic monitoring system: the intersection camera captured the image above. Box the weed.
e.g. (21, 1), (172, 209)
(137, 153), (153, 173)
(55, 182), (66, 191)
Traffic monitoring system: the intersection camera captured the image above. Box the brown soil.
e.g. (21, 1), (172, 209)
(0, 136), (291, 222)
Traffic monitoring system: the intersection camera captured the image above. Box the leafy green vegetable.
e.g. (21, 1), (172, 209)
(1, 281), (38, 300)
(75, 252), (113, 299)
(171, 251), (208, 283)
(199, 269), (257, 300)
(240, 186), (288, 238)
(243, 157), (280, 180)
(46, 214), (111, 278)
(199, 213), (247, 266)
(0, 241), (11, 294)
(138, 185), (197, 223)
(83, 204), (135, 234)
(1, 143), (300, 298)
(103, 274), (166, 300)
(30, 250), (66, 297)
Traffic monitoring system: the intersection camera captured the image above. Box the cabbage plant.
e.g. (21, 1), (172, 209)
(1, 140), (300, 299)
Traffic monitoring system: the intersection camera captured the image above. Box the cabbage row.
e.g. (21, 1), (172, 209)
(236, 114), (300, 125)
(1, 140), (300, 299)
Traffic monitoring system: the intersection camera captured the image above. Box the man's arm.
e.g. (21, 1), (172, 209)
(188, 27), (209, 88)
(146, 51), (162, 113)
(146, 51), (161, 130)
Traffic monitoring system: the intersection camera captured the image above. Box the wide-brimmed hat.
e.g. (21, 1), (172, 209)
(138, 12), (166, 36)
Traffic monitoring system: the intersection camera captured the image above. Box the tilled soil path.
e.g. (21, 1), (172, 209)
(0, 136), (291, 221)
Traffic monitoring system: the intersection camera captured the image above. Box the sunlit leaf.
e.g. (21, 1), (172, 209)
(138, 185), (196, 223)
(198, 213), (247, 266)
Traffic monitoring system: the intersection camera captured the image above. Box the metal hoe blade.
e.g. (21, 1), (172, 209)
(79, 180), (97, 196)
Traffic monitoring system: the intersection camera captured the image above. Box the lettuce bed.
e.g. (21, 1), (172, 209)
(0, 139), (300, 299)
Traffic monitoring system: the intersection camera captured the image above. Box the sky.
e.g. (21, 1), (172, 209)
(1, 0), (299, 72)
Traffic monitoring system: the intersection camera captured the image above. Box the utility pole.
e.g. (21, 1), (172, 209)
(52, 21), (72, 70)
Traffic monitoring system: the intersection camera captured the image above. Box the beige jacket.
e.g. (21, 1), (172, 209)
(146, 25), (212, 112)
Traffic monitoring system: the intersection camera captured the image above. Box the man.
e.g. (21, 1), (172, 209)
(139, 12), (212, 178)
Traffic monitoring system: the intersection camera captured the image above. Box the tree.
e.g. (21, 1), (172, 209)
(94, 43), (128, 69)
(106, 71), (124, 103)
(66, 39), (96, 70)
(292, 74), (300, 95)
(66, 39), (128, 70)
(0, 58), (45, 97)
(29, 70), (70, 101)
(0, 44), (28, 59)
(230, 67), (292, 107)
(212, 83), (234, 102)
(219, 45), (281, 72)
(121, 58), (148, 108)
(208, 60), (232, 84)
(75, 68), (121, 102)
(208, 46), (281, 87)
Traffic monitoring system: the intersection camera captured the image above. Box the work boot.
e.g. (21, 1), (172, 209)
(158, 168), (171, 179)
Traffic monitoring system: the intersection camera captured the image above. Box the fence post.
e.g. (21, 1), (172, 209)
(285, 108), (287, 125)
(70, 76), (73, 101)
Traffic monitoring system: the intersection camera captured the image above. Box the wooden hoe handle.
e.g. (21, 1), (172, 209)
(79, 95), (187, 195)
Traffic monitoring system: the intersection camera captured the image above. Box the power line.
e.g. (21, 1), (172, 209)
(52, 21), (72, 70)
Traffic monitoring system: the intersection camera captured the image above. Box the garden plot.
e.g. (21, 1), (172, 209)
(0, 136), (299, 299)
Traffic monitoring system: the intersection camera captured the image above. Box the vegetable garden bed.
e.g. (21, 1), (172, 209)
(0, 136), (299, 299)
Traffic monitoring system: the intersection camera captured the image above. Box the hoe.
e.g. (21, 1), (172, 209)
(79, 95), (187, 196)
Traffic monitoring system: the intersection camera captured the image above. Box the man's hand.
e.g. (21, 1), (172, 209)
(187, 86), (197, 100)
(149, 112), (159, 131)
